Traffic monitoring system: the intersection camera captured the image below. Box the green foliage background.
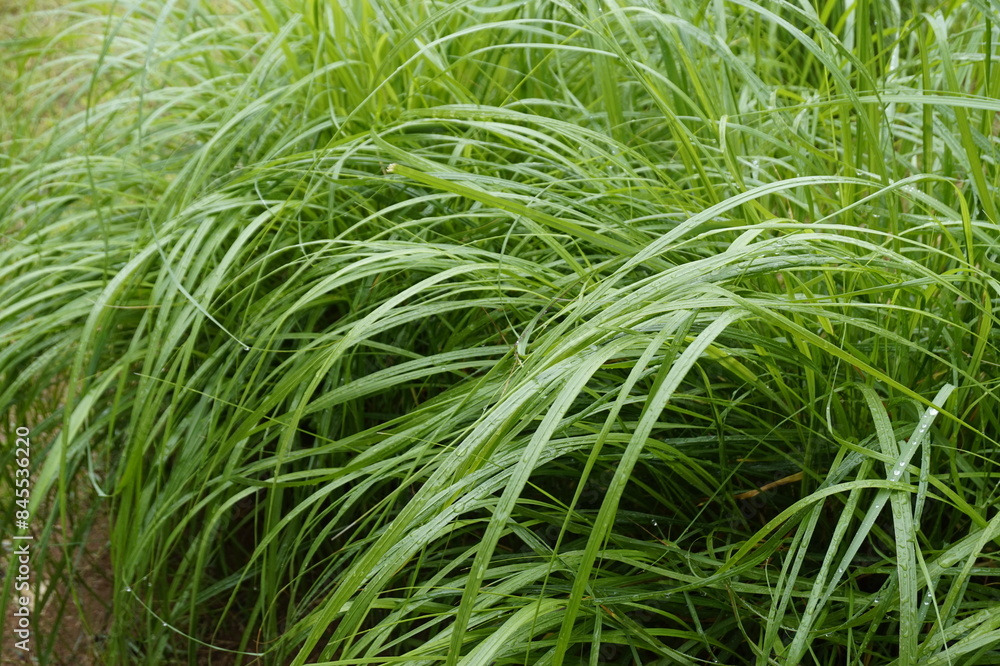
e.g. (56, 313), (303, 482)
(3, 0), (1000, 663)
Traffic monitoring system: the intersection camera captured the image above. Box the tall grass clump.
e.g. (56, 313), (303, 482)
(3, 0), (1000, 663)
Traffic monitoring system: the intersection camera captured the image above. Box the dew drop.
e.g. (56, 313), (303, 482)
(243, 346), (250, 351)
(928, 408), (938, 417)
(125, 586), (131, 592)
(162, 622), (168, 627)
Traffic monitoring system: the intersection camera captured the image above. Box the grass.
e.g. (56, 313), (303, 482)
(2, 0), (1000, 664)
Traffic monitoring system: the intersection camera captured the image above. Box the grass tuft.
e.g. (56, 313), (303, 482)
(3, 0), (1000, 664)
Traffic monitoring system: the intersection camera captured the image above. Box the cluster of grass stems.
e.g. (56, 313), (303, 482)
(3, 0), (1000, 663)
